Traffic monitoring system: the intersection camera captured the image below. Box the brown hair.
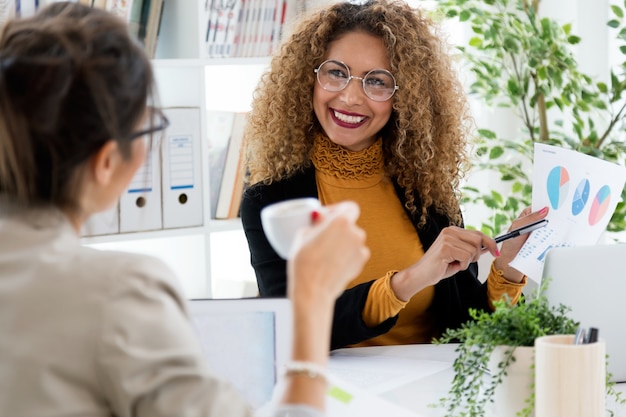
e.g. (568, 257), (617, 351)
(244, 0), (471, 226)
(0, 2), (154, 210)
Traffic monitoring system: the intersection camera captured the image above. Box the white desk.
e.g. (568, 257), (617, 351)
(328, 344), (626, 417)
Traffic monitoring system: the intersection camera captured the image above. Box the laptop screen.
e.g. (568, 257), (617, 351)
(541, 244), (626, 383)
(187, 297), (293, 408)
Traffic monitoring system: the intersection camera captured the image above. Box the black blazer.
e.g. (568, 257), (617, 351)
(240, 166), (491, 350)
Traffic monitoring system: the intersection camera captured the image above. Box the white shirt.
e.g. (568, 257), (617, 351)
(0, 201), (323, 417)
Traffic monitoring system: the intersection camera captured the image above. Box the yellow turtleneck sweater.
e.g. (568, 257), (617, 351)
(311, 135), (525, 347)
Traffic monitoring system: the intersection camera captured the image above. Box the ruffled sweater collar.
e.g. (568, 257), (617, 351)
(311, 134), (384, 180)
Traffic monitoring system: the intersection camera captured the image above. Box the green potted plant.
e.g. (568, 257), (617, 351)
(429, 0), (626, 236)
(433, 281), (626, 417)
(433, 283), (578, 417)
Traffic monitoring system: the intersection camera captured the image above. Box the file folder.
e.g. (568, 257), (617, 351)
(161, 107), (204, 229)
(81, 202), (120, 237)
(119, 135), (163, 232)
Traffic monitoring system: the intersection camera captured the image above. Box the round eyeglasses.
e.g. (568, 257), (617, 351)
(314, 59), (399, 102)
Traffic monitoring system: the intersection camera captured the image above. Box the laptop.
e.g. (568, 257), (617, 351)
(541, 244), (626, 382)
(187, 297), (293, 408)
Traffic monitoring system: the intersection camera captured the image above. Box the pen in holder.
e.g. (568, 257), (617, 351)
(534, 334), (606, 417)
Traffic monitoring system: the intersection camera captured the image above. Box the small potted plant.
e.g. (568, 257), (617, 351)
(434, 283), (578, 417)
(434, 281), (626, 417)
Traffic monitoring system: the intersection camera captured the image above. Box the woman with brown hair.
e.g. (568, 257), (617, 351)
(241, 0), (548, 350)
(0, 3), (369, 416)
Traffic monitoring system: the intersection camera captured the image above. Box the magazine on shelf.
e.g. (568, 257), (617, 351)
(202, 0), (303, 58)
(141, 0), (163, 58)
(214, 112), (247, 219)
(95, 0), (163, 58)
(207, 111), (236, 219)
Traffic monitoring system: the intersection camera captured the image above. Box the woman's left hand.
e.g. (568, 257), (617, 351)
(494, 206), (549, 282)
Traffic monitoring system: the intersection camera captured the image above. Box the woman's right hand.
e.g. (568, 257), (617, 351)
(288, 201), (370, 307)
(283, 201), (369, 410)
(391, 226), (498, 301)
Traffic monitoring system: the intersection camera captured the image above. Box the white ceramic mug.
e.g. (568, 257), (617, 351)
(260, 198), (322, 259)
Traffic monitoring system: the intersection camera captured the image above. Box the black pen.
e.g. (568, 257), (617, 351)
(494, 219), (549, 244)
(585, 327), (599, 344)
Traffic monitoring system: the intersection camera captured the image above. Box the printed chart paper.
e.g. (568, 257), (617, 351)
(509, 143), (626, 283)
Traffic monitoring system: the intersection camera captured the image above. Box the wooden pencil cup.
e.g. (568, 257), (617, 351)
(534, 334), (605, 417)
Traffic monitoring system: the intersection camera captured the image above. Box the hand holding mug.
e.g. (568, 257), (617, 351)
(288, 201), (370, 303)
(260, 198), (322, 259)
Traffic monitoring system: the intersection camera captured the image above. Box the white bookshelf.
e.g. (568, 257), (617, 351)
(83, 1), (272, 299)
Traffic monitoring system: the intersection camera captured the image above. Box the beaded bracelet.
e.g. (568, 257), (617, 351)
(283, 361), (328, 384)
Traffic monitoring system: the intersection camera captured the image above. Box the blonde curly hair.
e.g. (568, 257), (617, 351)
(244, 0), (471, 226)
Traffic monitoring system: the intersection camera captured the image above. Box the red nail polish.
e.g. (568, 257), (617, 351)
(540, 206), (548, 215)
(495, 248), (501, 257)
(311, 210), (320, 222)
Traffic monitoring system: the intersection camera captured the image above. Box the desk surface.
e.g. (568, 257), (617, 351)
(328, 344), (626, 417)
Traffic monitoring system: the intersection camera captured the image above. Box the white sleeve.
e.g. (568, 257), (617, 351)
(96, 254), (252, 417)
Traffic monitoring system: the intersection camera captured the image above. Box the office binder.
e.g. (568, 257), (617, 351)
(81, 202), (120, 237)
(119, 135), (162, 232)
(161, 107), (204, 229)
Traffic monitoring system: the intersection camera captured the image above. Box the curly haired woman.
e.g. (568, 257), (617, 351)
(241, 0), (548, 350)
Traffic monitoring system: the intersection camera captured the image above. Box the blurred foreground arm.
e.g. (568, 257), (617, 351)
(279, 201), (370, 412)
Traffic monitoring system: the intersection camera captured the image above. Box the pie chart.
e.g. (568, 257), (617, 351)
(546, 166), (570, 210)
(589, 185), (611, 226)
(571, 179), (590, 216)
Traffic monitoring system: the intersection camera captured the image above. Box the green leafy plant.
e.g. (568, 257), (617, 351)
(431, 0), (626, 235)
(607, 375), (626, 417)
(433, 281), (626, 417)
(434, 283), (578, 417)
